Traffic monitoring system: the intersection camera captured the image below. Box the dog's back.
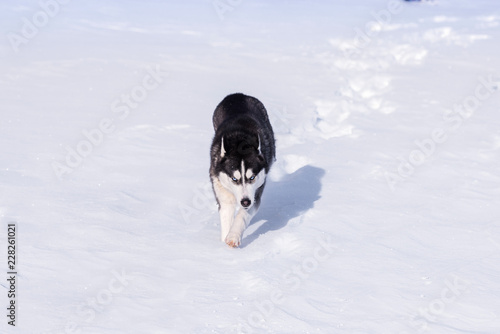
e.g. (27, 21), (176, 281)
(213, 93), (269, 130)
(212, 93), (275, 168)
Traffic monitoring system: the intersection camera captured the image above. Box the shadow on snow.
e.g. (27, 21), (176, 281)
(242, 165), (325, 247)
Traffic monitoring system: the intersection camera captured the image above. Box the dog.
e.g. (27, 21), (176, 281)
(209, 93), (275, 247)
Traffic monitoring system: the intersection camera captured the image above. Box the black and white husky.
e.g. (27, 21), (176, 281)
(210, 93), (275, 247)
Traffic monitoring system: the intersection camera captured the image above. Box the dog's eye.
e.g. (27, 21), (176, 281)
(249, 175), (255, 181)
(231, 177), (238, 182)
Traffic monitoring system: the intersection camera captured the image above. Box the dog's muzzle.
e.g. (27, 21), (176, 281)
(240, 198), (251, 208)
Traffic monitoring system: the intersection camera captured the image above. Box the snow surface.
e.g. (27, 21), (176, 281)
(1, 0), (500, 333)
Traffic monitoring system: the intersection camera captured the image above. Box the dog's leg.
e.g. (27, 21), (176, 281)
(225, 183), (265, 247)
(225, 205), (257, 248)
(212, 177), (236, 241)
(219, 200), (236, 242)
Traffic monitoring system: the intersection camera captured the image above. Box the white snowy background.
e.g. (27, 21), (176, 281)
(1, 0), (500, 333)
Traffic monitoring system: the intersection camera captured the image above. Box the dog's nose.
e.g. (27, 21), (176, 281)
(241, 198), (251, 208)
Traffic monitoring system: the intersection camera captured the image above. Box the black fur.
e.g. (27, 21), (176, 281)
(210, 93), (275, 175)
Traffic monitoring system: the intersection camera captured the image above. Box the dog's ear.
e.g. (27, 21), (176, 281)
(257, 135), (261, 155)
(256, 135), (263, 162)
(220, 136), (225, 157)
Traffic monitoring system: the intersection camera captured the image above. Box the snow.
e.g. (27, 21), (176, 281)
(1, 0), (500, 333)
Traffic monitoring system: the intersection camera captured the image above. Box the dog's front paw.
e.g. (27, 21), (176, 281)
(225, 233), (241, 248)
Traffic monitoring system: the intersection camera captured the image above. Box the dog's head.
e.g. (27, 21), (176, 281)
(217, 134), (267, 209)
